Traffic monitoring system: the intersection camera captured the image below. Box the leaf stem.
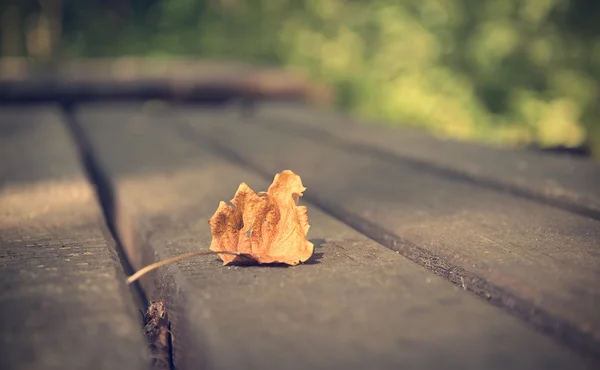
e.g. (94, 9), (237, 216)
(126, 251), (242, 284)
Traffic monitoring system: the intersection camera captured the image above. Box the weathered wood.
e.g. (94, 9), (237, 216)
(172, 105), (600, 358)
(0, 106), (148, 370)
(76, 103), (597, 370)
(253, 102), (600, 218)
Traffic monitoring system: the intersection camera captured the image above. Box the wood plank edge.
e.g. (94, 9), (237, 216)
(0, 81), (328, 107)
(58, 105), (145, 284)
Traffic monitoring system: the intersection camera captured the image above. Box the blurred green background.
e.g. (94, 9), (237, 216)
(2, 0), (600, 158)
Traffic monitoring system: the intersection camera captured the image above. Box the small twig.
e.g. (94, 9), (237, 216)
(126, 251), (242, 284)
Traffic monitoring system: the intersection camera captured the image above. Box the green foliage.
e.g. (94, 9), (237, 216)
(7, 0), (600, 156)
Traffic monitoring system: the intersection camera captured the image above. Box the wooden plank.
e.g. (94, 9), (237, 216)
(0, 58), (332, 106)
(75, 102), (597, 369)
(0, 106), (148, 370)
(253, 102), (600, 218)
(172, 105), (600, 358)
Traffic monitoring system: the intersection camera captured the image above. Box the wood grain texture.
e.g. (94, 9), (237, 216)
(0, 106), (148, 370)
(253, 102), (600, 218)
(76, 102), (596, 370)
(173, 105), (600, 358)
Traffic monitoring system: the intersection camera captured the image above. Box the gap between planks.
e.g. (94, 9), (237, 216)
(60, 103), (148, 307)
(60, 104), (173, 369)
(251, 102), (600, 221)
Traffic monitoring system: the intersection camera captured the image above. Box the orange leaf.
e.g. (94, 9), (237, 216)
(208, 170), (314, 265)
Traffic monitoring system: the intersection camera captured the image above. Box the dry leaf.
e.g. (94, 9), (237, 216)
(208, 170), (313, 265)
(125, 171), (312, 284)
(143, 301), (172, 370)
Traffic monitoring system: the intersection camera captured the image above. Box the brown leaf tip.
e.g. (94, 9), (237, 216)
(208, 170), (314, 265)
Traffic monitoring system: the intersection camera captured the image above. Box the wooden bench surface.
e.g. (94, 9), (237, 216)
(1, 65), (599, 369)
(71, 102), (598, 369)
(171, 105), (600, 349)
(0, 106), (148, 370)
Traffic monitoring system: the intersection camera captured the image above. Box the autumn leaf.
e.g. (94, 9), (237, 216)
(124, 170), (312, 284)
(208, 170), (314, 265)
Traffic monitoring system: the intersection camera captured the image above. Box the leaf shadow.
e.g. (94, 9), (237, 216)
(220, 238), (325, 268)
